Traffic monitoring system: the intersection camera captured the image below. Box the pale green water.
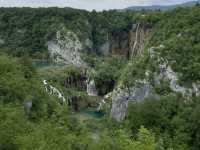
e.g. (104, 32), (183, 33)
(80, 108), (104, 119)
(74, 108), (105, 122)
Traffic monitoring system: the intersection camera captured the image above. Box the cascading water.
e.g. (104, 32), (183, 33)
(86, 79), (98, 96)
(43, 80), (66, 104)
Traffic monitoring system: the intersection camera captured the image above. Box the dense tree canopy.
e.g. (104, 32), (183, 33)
(1, 5), (200, 150)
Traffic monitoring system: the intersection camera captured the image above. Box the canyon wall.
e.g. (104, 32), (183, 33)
(108, 23), (150, 57)
(47, 22), (150, 66)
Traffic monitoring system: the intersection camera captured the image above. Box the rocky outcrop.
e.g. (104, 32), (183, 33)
(150, 46), (200, 97)
(111, 45), (200, 122)
(107, 23), (150, 57)
(47, 22), (149, 63)
(111, 83), (153, 122)
(47, 28), (86, 67)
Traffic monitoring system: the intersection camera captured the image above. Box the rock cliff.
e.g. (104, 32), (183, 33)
(111, 83), (153, 122)
(110, 45), (200, 121)
(47, 27), (86, 67)
(108, 23), (150, 57)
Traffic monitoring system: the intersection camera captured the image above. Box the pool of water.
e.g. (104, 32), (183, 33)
(74, 107), (105, 121)
(80, 108), (105, 119)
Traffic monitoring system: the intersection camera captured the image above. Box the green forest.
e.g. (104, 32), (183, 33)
(0, 4), (200, 150)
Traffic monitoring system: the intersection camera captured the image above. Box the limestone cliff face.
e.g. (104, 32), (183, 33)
(106, 23), (150, 57)
(111, 83), (153, 122)
(47, 28), (86, 67)
(47, 22), (149, 66)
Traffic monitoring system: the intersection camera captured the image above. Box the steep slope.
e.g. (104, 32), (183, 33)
(110, 5), (200, 121)
(0, 8), (137, 58)
(1, 6), (200, 150)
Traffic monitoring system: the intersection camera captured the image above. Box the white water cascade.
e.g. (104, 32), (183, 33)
(97, 99), (106, 111)
(86, 79), (98, 96)
(43, 80), (66, 104)
(97, 92), (112, 111)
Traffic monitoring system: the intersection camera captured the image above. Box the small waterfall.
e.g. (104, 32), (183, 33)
(43, 80), (66, 104)
(86, 77), (106, 111)
(86, 79), (98, 96)
(97, 92), (112, 111)
(97, 99), (106, 111)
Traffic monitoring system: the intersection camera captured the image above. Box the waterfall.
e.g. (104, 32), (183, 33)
(86, 79), (98, 96)
(131, 23), (140, 57)
(97, 92), (112, 111)
(43, 80), (66, 104)
(97, 99), (106, 111)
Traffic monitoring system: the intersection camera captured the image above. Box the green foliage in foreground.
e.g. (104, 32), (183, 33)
(0, 104), (158, 150)
(0, 53), (163, 150)
(1, 6), (200, 150)
(126, 94), (200, 150)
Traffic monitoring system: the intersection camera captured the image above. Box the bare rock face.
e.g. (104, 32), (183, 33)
(95, 23), (150, 57)
(111, 83), (153, 122)
(150, 46), (200, 97)
(47, 28), (86, 67)
(110, 24), (151, 121)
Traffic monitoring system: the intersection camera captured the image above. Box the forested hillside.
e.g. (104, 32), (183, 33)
(0, 8), (138, 57)
(0, 5), (200, 150)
